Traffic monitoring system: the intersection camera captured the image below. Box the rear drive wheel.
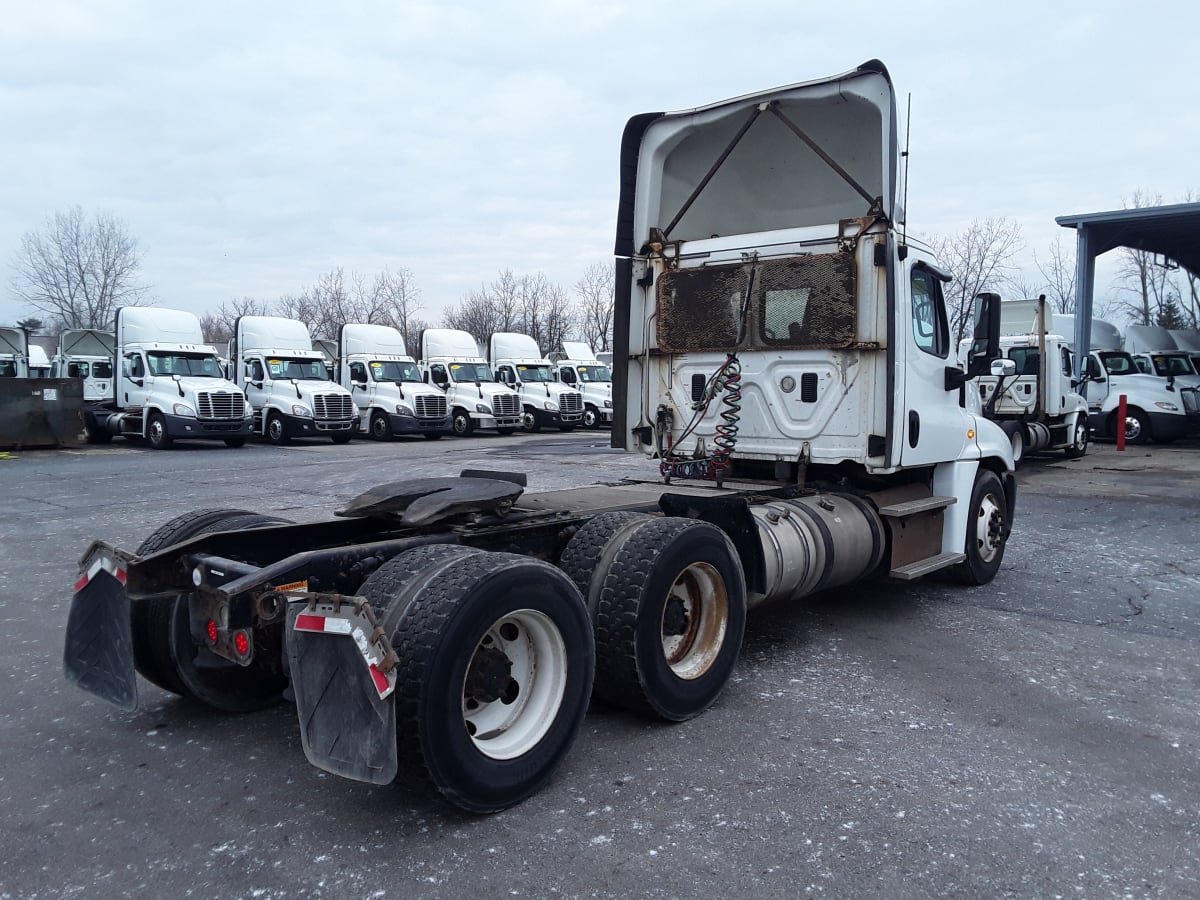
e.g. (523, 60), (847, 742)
(370, 411), (393, 440)
(373, 550), (593, 812)
(146, 513), (293, 711)
(452, 410), (474, 436)
(1064, 417), (1089, 459)
(266, 412), (291, 445)
(147, 413), (173, 450)
(592, 517), (746, 721)
(559, 511), (654, 619)
(952, 469), (1008, 586)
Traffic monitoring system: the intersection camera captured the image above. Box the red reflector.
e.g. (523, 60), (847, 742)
(295, 614), (326, 631)
(74, 574), (89, 592)
(234, 631), (250, 657)
(369, 664), (389, 696)
(206, 620), (219, 644)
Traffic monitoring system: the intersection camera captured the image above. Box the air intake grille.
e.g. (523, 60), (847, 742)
(492, 394), (520, 417)
(655, 251), (857, 353)
(197, 391), (242, 419)
(415, 395), (448, 419)
(559, 392), (583, 413)
(313, 393), (354, 420)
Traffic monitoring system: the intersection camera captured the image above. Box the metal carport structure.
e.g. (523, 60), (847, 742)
(1056, 201), (1200, 379)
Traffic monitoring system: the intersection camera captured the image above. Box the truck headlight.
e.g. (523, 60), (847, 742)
(603, 399), (612, 408)
(243, 400), (253, 416)
(543, 401), (558, 411)
(172, 403), (196, 417)
(291, 404), (313, 417)
(1155, 401), (1179, 411)
(395, 404), (413, 416)
(475, 403), (491, 414)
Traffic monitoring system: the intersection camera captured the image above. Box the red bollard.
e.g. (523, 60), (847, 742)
(1116, 394), (1127, 451)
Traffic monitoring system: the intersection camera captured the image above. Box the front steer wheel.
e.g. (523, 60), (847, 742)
(592, 517), (747, 722)
(952, 469), (1009, 586)
(368, 548), (594, 813)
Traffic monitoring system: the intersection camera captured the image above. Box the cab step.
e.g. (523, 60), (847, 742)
(889, 551), (965, 581)
(876, 495), (956, 518)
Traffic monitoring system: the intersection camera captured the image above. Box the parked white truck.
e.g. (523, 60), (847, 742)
(552, 341), (613, 428)
(231, 316), (358, 445)
(51, 329), (117, 443)
(963, 298), (1089, 465)
(66, 60), (1018, 816)
(489, 333), (584, 432)
(79, 308), (254, 449)
(338, 323), (452, 440)
(0, 327), (29, 378)
(420, 328), (522, 436)
(1125, 325), (1200, 388)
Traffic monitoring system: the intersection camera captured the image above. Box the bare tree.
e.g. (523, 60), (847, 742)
(201, 297), (271, 345)
(10, 206), (149, 329)
(925, 218), (1024, 343)
(574, 261), (615, 352)
(1114, 190), (1183, 326)
(1034, 236), (1077, 314)
(442, 270), (568, 350)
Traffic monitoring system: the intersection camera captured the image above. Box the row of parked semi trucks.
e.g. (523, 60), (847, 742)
(966, 298), (1200, 466)
(1, 310), (617, 448)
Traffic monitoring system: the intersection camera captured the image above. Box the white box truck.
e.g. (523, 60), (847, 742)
(489, 333), (584, 432)
(420, 328), (522, 435)
(85, 308), (255, 449)
(232, 316), (358, 444)
(338, 323), (452, 440)
(552, 341), (613, 428)
(67, 60), (1021, 815)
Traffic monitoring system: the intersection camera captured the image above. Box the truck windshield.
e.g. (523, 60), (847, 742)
(449, 362), (495, 382)
(1149, 354), (1196, 377)
(370, 360), (423, 383)
(147, 352), (223, 377)
(1098, 352), (1137, 376)
(267, 358), (330, 380)
(576, 364), (611, 383)
(516, 364), (554, 383)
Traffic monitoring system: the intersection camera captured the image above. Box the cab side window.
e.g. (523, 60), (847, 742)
(350, 362), (367, 383)
(430, 364), (447, 385)
(1061, 346), (1073, 377)
(560, 367), (576, 384)
(910, 267), (949, 359)
(127, 353), (145, 378)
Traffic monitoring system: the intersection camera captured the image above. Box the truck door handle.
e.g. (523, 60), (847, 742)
(908, 410), (920, 447)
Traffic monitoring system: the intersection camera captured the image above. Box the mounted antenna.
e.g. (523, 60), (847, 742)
(900, 92), (912, 252)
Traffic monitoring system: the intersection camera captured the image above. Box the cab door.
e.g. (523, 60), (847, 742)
(899, 261), (969, 466)
(121, 352), (150, 408)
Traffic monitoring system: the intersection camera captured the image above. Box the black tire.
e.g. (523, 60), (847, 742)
(951, 469), (1009, 586)
(593, 517), (747, 722)
(583, 406), (599, 429)
(1114, 408), (1150, 445)
(521, 408), (541, 433)
(496, 427), (516, 436)
(132, 509), (256, 694)
(558, 424), (576, 432)
(147, 412), (173, 450)
(452, 410), (474, 436)
(423, 433), (444, 441)
(370, 411), (393, 441)
(82, 414), (113, 444)
(357, 544), (484, 618)
(558, 511), (654, 619)
(381, 551), (594, 812)
(223, 437), (246, 448)
(1064, 417), (1089, 459)
(266, 411), (291, 445)
(145, 513), (293, 712)
(331, 432), (353, 445)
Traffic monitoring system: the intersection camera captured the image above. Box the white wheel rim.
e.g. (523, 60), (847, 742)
(1010, 430), (1023, 461)
(974, 491), (1004, 563)
(659, 562), (728, 680)
(462, 609), (566, 760)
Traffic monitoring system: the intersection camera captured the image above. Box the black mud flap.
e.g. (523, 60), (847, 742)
(287, 604), (397, 785)
(63, 569), (137, 711)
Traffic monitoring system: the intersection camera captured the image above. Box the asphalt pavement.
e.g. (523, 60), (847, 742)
(0, 432), (1197, 899)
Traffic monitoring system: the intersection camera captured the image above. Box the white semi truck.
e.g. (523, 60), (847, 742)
(0, 327), (29, 378)
(488, 332), (584, 432)
(963, 298), (1089, 465)
(51, 329), (117, 443)
(66, 60), (1018, 815)
(1125, 325), (1200, 389)
(80, 308), (255, 449)
(553, 341), (613, 428)
(231, 316), (358, 445)
(338, 323), (452, 440)
(420, 328), (522, 436)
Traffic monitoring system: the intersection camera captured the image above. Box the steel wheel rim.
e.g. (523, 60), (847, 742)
(521, 411), (537, 432)
(583, 409), (596, 428)
(660, 562), (728, 680)
(461, 608), (566, 760)
(268, 417), (283, 440)
(1076, 423), (1088, 451)
(1125, 416), (1142, 441)
(150, 419), (164, 443)
(453, 415), (468, 434)
(1010, 429), (1023, 462)
(974, 491), (1004, 563)
(372, 416), (387, 438)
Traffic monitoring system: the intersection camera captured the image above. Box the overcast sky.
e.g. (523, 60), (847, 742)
(1, 0), (1196, 329)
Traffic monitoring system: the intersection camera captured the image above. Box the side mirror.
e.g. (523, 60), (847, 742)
(990, 358), (1017, 378)
(946, 291), (1002, 390)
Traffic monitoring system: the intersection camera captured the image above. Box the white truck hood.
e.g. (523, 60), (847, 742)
(617, 59), (897, 255)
